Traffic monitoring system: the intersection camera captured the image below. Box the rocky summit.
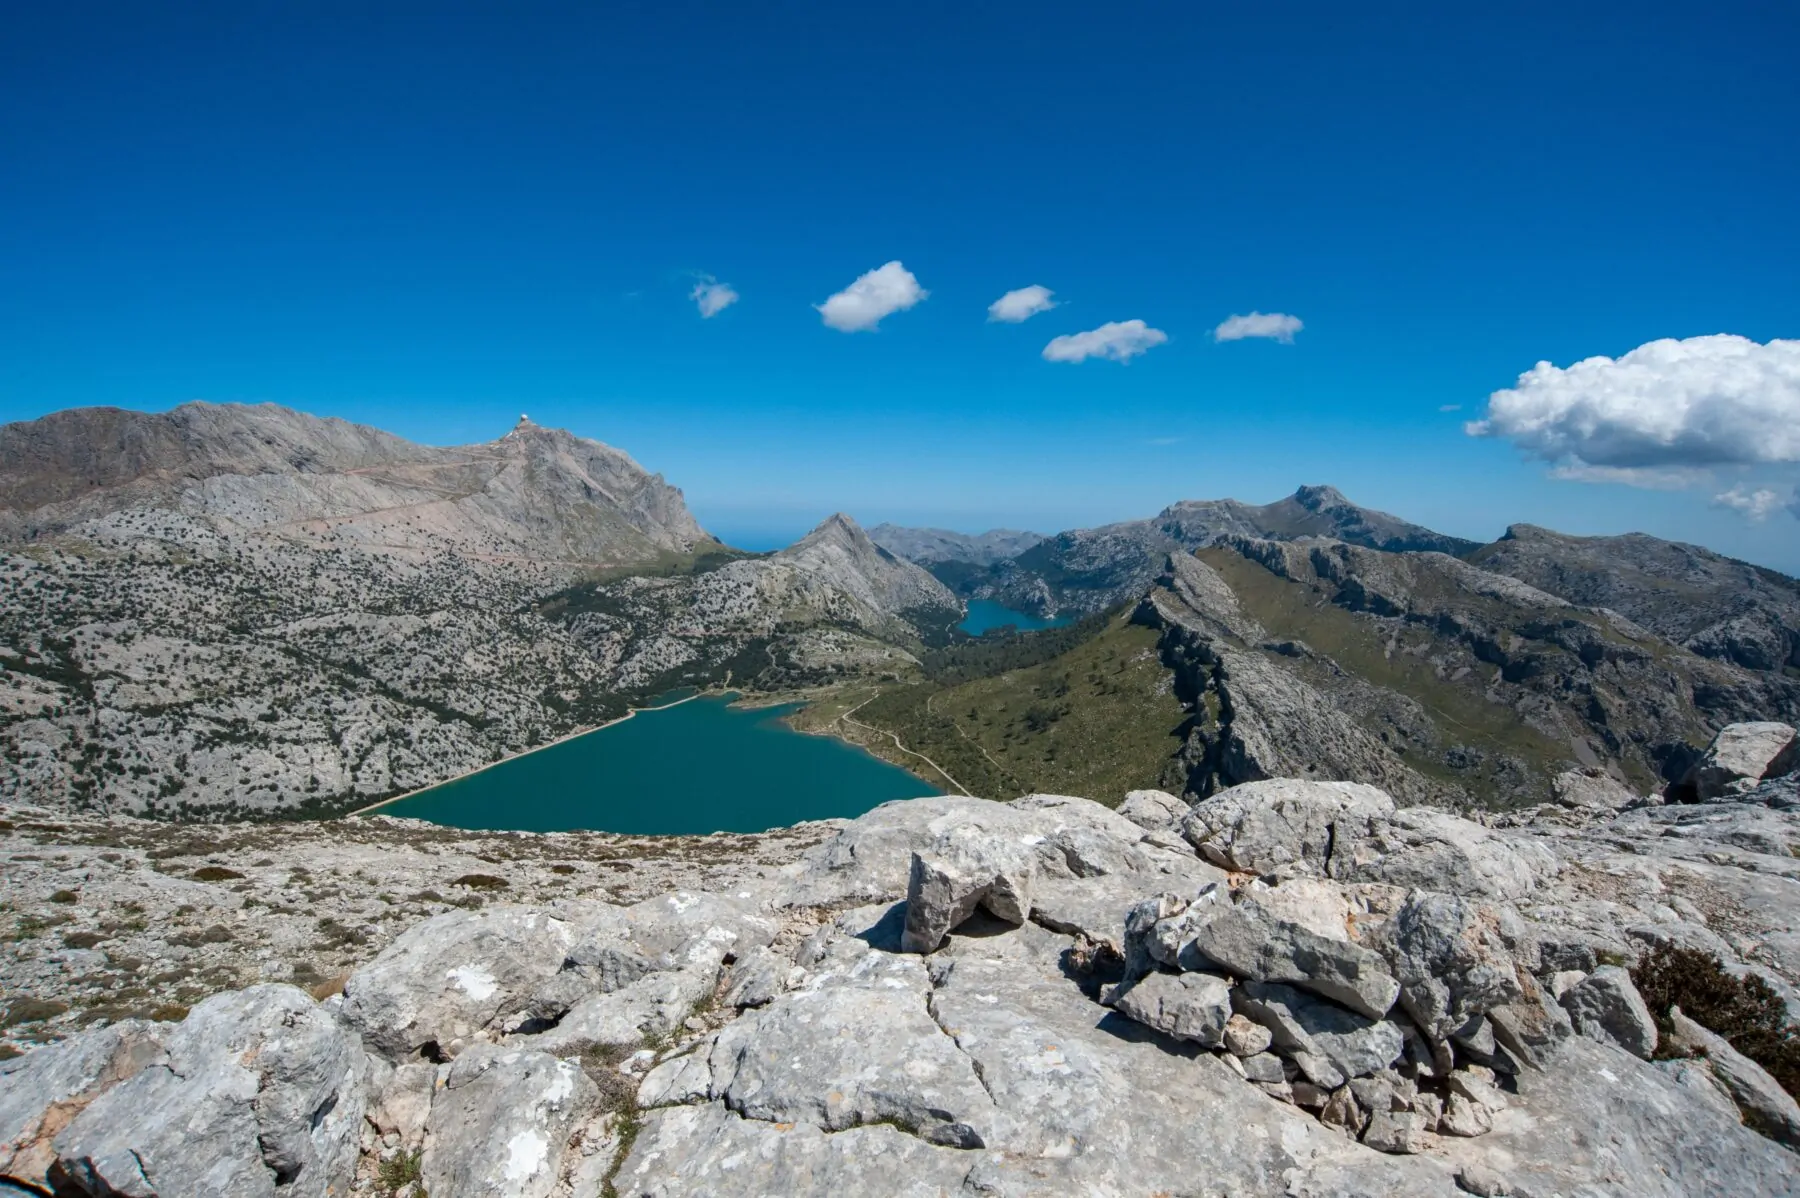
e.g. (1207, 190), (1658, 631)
(5, 720), (1799, 1196)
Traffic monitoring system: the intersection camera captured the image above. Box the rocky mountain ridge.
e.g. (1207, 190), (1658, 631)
(4, 719), (1798, 1196)
(0, 407), (957, 818)
(867, 524), (1046, 567)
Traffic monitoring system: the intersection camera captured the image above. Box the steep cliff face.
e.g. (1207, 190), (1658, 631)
(0, 405), (712, 565)
(1136, 540), (1800, 807)
(1472, 523), (1800, 673)
(866, 524), (1045, 566)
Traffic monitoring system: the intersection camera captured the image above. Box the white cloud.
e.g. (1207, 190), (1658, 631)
(1465, 335), (1800, 482)
(988, 285), (1057, 323)
(689, 276), (739, 318)
(1713, 485), (1788, 522)
(816, 261), (927, 332)
(1548, 461), (1710, 490)
(1213, 311), (1303, 343)
(1042, 319), (1168, 364)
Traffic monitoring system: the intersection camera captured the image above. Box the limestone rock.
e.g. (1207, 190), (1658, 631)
(421, 1045), (597, 1198)
(1376, 891), (1523, 1043)
(1188, 895), (1400, 1019)
(1667, 1006), (1800, 1150)
(900, 831), (1037, 953)
(47, 985), (366, 1198)
(1559, 964), (1658, 1059)
(720, 945), (790, 1009)
(1230, 981), (1406, 1080)
(1222, 1012), (1273, 1057)
(1181, 778), (1396, 874)
(1109, 970), (1233, 1048)
(0, 1020), (163, 1191)
(1362, 1107), (1429, 1154)
(1117, 788), (1189, 832)
(1688, 721), (1800, 800)
(1553, 767), (1638, 810)
(341, 906), (576, 1059)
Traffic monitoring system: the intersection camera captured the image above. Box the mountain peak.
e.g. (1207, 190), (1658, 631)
(1293, 484), (1350, 511)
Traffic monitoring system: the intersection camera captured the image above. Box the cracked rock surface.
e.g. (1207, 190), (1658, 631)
(5, 745), (1800, 1195)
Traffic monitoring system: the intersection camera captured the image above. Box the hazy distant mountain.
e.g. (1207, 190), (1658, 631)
(0, 403), (711, 565)
(1471, 524), (1800, 673)
(966, 484), (1480, 616)
(867, 524), (1045, 566)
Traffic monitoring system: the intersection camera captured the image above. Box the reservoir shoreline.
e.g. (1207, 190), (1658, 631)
(344, 688), (716, 818)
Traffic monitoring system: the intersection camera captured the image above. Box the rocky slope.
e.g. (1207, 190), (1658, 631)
(914, 485), (1483, 618)
(867, 524), (1045, 567)
(1137, 540), (1800, 808)
(1473, 523), (1800, 674)
(4, 721), (1799, 1196)
(552, 513), (961, 694)
(0, 408), (953, 818)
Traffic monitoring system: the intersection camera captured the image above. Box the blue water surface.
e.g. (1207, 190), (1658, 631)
(958, 599), (1073, 636)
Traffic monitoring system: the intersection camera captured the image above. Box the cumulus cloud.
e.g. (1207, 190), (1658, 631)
(1213, 311), (1303, 343)
(1713, 485), (1788, 522)
(1042, 320), (1168, 364)
(816, 261), (927, 332)
(689, 276), (739, 318)
(1466, 335), (1800, 481)
(988, 285), (1057, 323)
(1548, 462), (1710, 490)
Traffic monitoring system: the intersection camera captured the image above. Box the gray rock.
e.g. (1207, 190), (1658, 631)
(49, 985), (366, 1198)
(614, 1102), (976, 1197)
(1118, 788), (1190, 831)
(1240, 1052), (1287, 1083)
(1455, 1162), (1510, 1196)
(0, 1021), (162, 1191)
(706, 952), (995, 1137)
(1667, 1006), (1800, 1150)
(1689, 721), (1800, 800)
(421, 1044), (597, 1198)
(1181, 778), (1396, 874)
(1559, 964), (1658, 1059)
(900, 831), (1037, 954)
(1319, 1086), (1367, 1137)
(720, 944), (790, 1009)
(1486, 976), (1573, 1070)
(1110, 971), (1233, 1047)
(341, 906), (577, 1059)
(1230, 981), (1405, 1080)
(1377, 890), (1524, 1043)
(1346, 808), (1554, 900)
(1552, 767), (1637, 810)
(1189, 896), (1400, 1019)
(1438, 1091), (1494, 1137)
(1361, 1107), (1429, 1154)
(369, 1061), (437, 1145)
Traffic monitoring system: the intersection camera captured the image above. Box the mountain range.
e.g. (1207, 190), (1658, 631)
(1, 400), (1796, 820)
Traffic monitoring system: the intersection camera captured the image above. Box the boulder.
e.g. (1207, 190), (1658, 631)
(1558, 965), (1658, 1059)
(1222, 1013), (1273, 1057)
(0, 1020), (163, 1191)
(1666, 1006), (1800, 1150)
(1552, 767), (1638, 810)
(720, 944), (791, 1009)
(1688, 721), (1800, 800)
(900, 831), (1037, 954)
(1118, 788), (1190, 832)
(46, 985), (366, 1198)
(1345, 809), (1554, 900)
(1181, 778), (1396, 875)
(421, 1045), (597, 1198)
(1376, 891), (1524, 1043)
(341, 906), (577, 1059)
(1187, 896), (1400, 1019)
(1230, 981), (1407, 1080)
(1109, 970), (1233, 1047)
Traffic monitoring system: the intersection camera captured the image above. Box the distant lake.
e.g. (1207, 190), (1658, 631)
(959, 599), (1073, 636)
(375, 694), (937, 834)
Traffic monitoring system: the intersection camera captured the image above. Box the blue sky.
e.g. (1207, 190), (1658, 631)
(4, 2), (1798, 566)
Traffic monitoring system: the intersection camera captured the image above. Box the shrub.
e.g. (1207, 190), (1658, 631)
(191, 865), (244, 882)
(3, 997), (70, 1027)
(1633, 943), (1800, 1099)
(377, 1148), (426, 1195)
(451, 873), (508, 891)
(62, 930), (105, 949)
(49, 889), (79, 904)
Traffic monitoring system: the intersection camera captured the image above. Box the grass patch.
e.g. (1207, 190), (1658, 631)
(377, 1148), (427, 1196)
(192, 865), (245, 882)
(802, 611), (1187, 803)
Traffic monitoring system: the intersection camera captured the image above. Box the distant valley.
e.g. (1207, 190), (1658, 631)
(2, 401), (1797, 824)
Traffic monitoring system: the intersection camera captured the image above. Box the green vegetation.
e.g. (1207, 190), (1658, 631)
(1634, 943), (1799, 1100)
(797, 609), (1188, 804)
(377, 1148), (427, 1196)
(1194, 547), (1623, 802)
